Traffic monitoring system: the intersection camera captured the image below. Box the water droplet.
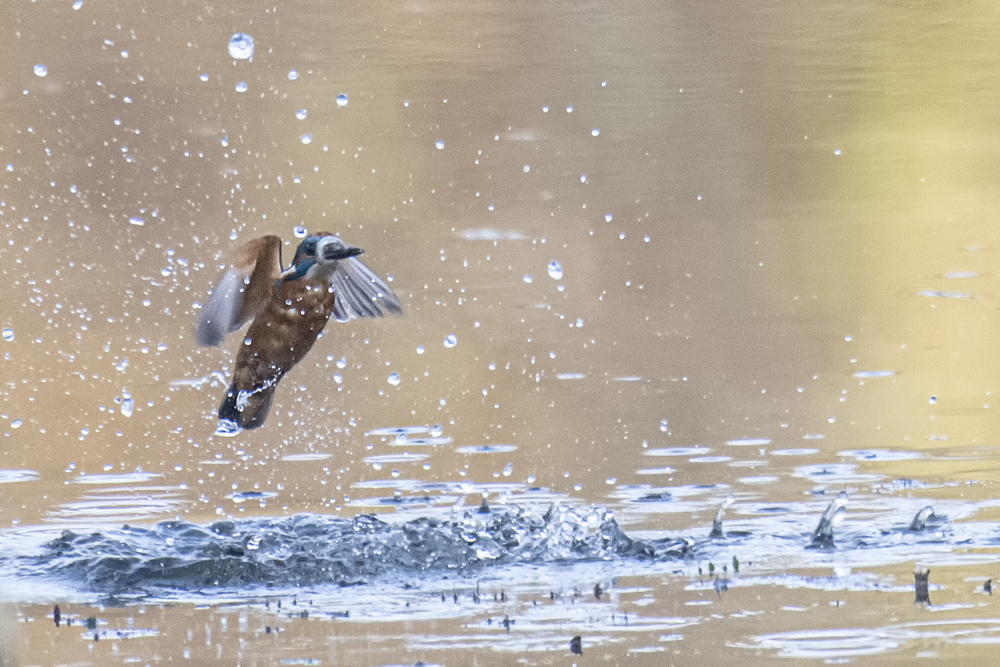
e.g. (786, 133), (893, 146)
(605, 214), (613, 222)
(121, 398), (134, 417)
(444, 334), (457, 348)
(33, 64), (48, 78)
(199, 73), (209, 82)
(293, 225), (307, 238)
(336, 93), (349, 107)
(660, 419), (668, 432)
(2, 329), (13, 342)
(336, 357), (347, 369)
(503, 463), (513, 477)
(430, 424), (444, 437)
(333, 373), (343, 384)
(575, 318), (584, 327)
(235, 81), (248, 93)
(296, 109), (307, 120)
(834, 148), (842, 156)
(391, 469), (401, 478)
(566, 106), (574, 113)
(523, 275), (533, 284)
(547, 261), (563, 280)
(523, 165), (531, 173)
(228, 33), (254, 60)
(388, 373), (401, 386)
(542, 105), (549, 113)
(215, 420), (240, 437)
(300, 134), (312, 145)
(287, 69), (298, 81)
(72, 0), (83, 8)
(605, 477), (617, 485)
(220, 136), (229, 147)
(11, 419), (22, 429)
(160, 267), (172, 277)
(591, 128), (600, 136)
(129, 217), (145, 226)
(435, 140), (445, 150)
(416, 345), (425, 354)
(929, 396), (937, 404)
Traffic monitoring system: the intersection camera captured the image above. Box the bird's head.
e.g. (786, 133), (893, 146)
(280, 233), (364, 282)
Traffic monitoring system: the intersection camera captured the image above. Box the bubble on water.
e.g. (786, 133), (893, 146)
(388, 373), (401, 386)
(11, 419), (22, 429)
(336, 93), (349, 107)
(235, 81), (248, 93)
(228, 33), (254, 60)
(523, 165), (531, 173)
(73, 0), (83, 8)
(293, 225), (307, 238)
(834, 148), (842, 156)
(336, 357), (347, 369)
(296, 109), (307, 120)
(547, 261), (563, 280)
(121, 397), (134, 418)
(199, 73), (209, 82)
(435, 140), (445, 150)
(503, 463), (513, 477)
(2, 329), (13, 342)
(160, 267), (172, 277)
(416, 345), (425, 354)
(33, 64), (48, 77)
(444, 334), (457, 349)
(333, 373), (342, 384)
(221, 136), (229, 147)
(301, 134), (312, 145)
(575, 318), (584, 327)
(605, 477), (617, 485)
(591, 128), (600, 136)
(129, 217), (145, 226)
(566, 106), (574, 113)
(542, 105), (549, 113)
(660, 419), (668, 431)
(526, 474), (536, 484)
(605, 214), (613, 223)
(523, 275), (533, 284)
(929, 396), (937, 404)
(288, 69), (299, 81)
(430, 424), (444, 437)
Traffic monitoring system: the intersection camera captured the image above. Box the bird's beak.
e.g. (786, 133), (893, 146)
(322, 244), (364, 262)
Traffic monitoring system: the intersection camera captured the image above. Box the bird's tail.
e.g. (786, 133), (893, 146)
(218, 381), (276, 430)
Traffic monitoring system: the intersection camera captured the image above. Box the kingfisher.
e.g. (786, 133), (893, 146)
(196, 233), (401, 433)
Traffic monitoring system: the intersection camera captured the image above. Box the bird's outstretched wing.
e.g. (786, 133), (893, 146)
(330, 255), (403, 321)
(196, 235), (282, 347)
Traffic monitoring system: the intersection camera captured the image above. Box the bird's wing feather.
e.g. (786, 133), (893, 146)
(330, 256), (403, 322)
(196, 235), (282, 346)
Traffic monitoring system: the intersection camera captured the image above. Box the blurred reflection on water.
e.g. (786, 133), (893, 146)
(3, 0), (1000, 663)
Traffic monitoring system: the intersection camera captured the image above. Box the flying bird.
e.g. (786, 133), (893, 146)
(197, 233), (401, 433)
